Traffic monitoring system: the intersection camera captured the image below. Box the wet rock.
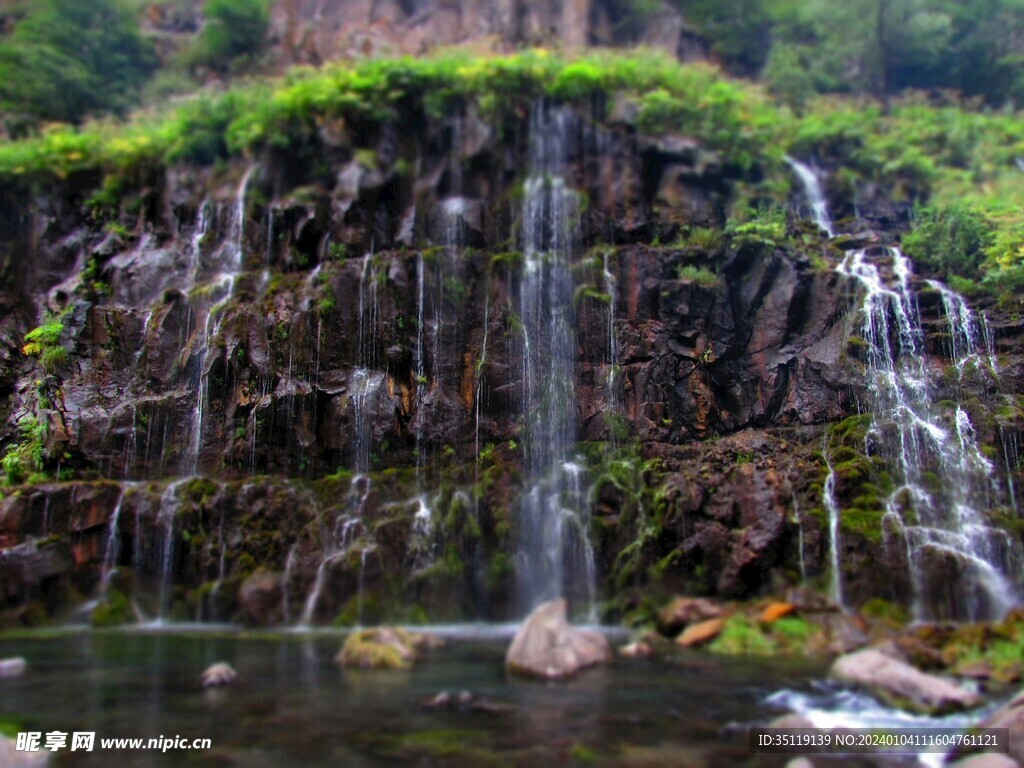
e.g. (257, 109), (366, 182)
(950, 754), (1020, 768)
(336, 627), (437, 670)
(618, 640), (655, 658)
(201, 662), (237, 688)
(677, 617), (726, 648)
(656, 596), (725, 636)
(505, 599), (611, 680)
(237, 570), (283, 627)
(770, 714), (815, 729)
(976, 687), (1024, 765)
(0, 657), (26, 678)
(831, 648), (982, 714)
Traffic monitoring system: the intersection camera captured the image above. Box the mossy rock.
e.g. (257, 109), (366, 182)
(335, 627), (440, 670)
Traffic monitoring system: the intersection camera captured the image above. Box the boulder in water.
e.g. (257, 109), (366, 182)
(831, 648), (981, 715)
(505, 599), (611, 680)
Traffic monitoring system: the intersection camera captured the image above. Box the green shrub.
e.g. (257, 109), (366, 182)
(676, 264), (720, 287)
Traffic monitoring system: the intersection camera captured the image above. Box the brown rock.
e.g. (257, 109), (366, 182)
(657, 596), (724, 636)
(505, 599), (612, 680)
(760, 602), (795, 624)
(677, 617), (725, 647)
(831, 648), (982, 715)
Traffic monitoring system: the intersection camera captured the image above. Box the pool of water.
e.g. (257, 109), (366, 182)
(0, 628), (931, 767)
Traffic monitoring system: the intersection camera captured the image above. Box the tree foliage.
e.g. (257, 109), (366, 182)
(0, 0), (156, 127)
(190, 0), (269, 73)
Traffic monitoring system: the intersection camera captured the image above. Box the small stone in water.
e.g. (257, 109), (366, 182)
(0, 658), (26, 678)
(201, 662), (237, 687)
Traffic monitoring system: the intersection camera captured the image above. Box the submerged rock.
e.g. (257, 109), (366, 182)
(336, 627), (440, 670)
(201, 662), (237, 688)
(505, 599), (611, 680)
(830, 648), (982, 715)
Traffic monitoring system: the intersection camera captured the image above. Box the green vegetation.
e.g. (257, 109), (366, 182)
(0, 0), (156, 128)
(708, 613), (821, 655)
(1, 414), (46, 485)
(676, 264), (720, 287)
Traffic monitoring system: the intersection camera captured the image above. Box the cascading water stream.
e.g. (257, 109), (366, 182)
(821, 454), (844, 609)
(838, 247), (1019, 619)
(155, 478), (190, 624)
(514, 104), (596, 617)
(785, 156), (834, 237)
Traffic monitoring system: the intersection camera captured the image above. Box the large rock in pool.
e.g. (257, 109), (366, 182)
(505, 599), (612, 680)
(831, 648), (981, 715)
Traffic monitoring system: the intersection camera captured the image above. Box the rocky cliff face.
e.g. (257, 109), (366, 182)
(0, 90), (1021, 628)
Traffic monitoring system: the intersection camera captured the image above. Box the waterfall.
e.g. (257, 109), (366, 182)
(514, 104), (596, 617)
(821, 454), (845, 609)
(97, 485), (129, 600)
(186, 166), (254, 473)
(155, 479), (189, 623)
(298, 492), (368, 627)
(785, 156), (834, 237)
(838, 247), (1019, 619)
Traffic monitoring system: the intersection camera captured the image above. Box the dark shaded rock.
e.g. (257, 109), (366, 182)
(237, 570), (283, 626)
(656, 595), (725, 635)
